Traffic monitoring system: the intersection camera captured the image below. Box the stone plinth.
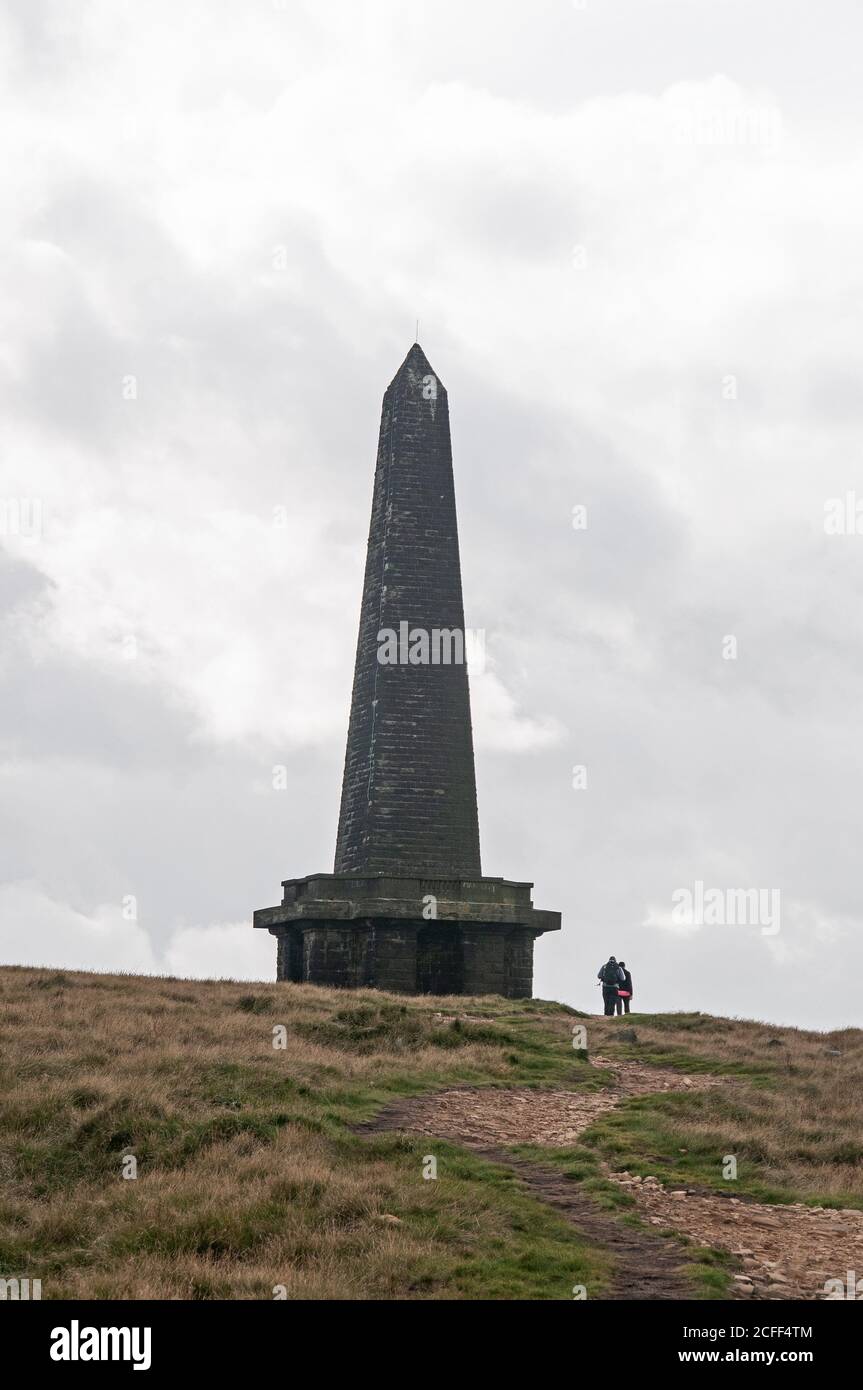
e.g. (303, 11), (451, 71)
(253, 873), (560, 998)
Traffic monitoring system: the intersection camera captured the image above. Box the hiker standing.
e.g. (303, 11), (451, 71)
(597, 956), (624, 1016)
(616, 961), (633, 1015)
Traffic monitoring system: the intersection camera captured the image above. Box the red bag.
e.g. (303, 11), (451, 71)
(617, 989), (631, 998)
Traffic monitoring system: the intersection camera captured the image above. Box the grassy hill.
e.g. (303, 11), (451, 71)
(0, 965), (860, 1300)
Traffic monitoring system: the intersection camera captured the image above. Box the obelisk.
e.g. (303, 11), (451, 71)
(335, 343), (481, 877)
(253, 343), (561, 995)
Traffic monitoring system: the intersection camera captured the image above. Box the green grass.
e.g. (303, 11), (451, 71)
(2, 970), (859, 1298)
(508, 1141), (735, 1299)
(337, 1132), (613, 1299)
(0, 968), (617, 1299)
(576, 1017), (863, 1211)
(577, 1094), (862, 1209)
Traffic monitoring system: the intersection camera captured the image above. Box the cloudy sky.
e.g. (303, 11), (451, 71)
(1, 0), (861, 1028)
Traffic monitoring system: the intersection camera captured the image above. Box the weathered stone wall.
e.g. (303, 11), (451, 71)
(300, 925), (359, 989)
(272, 917), (539, 995)
(416, 923), (464, 994)
(461, 925), (506, 995)
(275, 919), (538, 997)
(276, 928), (303, 983)
(503, 928), (536, 999)
(369, 922), (419, 993)
(277, 921), (419, 992)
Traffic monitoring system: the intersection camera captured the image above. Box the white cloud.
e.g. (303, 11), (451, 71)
(0, 881), (158, 974)
(0, 882), (274, 981)
(471, 668), (564, 752)
(2, 1), (863, 1028)
(163, 921), (273, 981)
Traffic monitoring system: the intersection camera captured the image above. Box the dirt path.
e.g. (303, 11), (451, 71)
(362, 1057), (863, 1300)
(364, 1102), (695, 1299)
(366, 1056), (723, 1147)
(609, 1172), (863, 1300)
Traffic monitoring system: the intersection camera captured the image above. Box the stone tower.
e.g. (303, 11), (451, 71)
(253, 344), (560, 995)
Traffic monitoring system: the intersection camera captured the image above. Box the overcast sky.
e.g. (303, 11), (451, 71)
(1, 0), (861, 1029)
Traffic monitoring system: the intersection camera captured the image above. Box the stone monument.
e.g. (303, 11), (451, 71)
(253, 343), (561, 994)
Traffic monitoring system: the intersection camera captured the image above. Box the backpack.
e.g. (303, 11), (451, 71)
(601, 961), (622, 986)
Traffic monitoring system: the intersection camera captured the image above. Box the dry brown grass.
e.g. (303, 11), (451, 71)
(2, 966), (860, 1300)
(0, 966), (601, 1299)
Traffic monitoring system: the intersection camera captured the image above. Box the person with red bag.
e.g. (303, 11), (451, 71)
(616, 961), (633, 1015)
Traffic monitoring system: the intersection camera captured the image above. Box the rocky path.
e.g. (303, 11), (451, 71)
(364, 1100), (696, 1299)
(363, 1056), (863, 1300)
(610, 1172), (863, 1300)
(367, 1055), (723, 1147)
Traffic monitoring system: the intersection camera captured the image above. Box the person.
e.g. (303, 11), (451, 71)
(597, 956), (624, 1016)
(616, 961), (633, 1015)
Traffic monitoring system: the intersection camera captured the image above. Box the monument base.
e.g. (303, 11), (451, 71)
(253, 873), (561, 997)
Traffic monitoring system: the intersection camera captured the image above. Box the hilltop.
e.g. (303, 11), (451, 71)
(1, 965), (860, 1300)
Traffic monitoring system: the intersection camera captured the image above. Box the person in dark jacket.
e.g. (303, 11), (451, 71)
(597, 956), (624, 1016)
(616, 961), (633, 1015)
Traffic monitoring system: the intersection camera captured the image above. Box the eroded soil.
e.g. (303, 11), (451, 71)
(362, 1056), (862, 1300)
